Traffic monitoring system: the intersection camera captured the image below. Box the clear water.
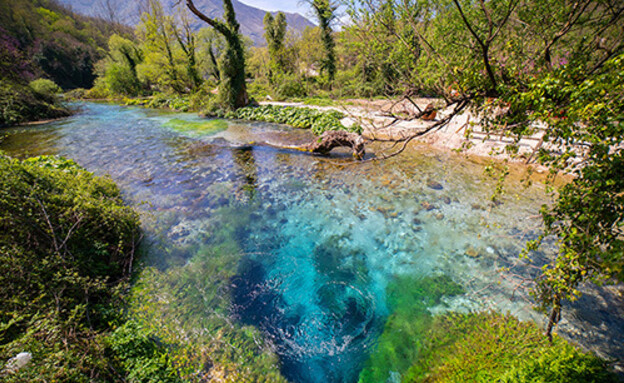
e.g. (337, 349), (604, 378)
(1, 103), (622, 382)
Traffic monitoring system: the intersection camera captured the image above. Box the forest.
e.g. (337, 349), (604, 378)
(1, 0), (623, 382)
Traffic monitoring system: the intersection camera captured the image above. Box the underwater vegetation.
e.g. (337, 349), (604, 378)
(163, 118), (228, 137)
(358, 274), (616, 383)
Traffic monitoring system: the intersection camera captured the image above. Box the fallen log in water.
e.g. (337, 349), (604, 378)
(266, 130), (366, 159)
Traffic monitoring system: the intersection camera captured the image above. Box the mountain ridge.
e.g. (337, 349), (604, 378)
(57, 0), (315, 45)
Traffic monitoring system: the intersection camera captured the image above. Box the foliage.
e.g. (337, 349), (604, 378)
(403, 312), (617, 383)
(105, 320), (181, 383)
(0, 0), (126, 89)
(185, 0), (249, 110)
(310, 0), (338, 84)
(28, 79), (62, 98)
(264, 12), (289, 83)
(163, 118), (228, 136)
(0, 154), (141, 381)
(97, 34), (144, 96)
(344, 0), (624, 338)
(125, 206), (288, 382)
(0, 79), (69, 126)
(122, 90), (216, 112)
(513, 53), (624, 336)
(224, 104), (361, 135)
(270, 73), (308, 100)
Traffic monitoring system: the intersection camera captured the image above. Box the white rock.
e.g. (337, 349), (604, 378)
(4, 352), (32, 373)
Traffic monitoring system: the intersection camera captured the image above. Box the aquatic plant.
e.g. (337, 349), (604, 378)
(404, 312), (617, 383)
(358, 275), (465, 383)
(163, 118), (228, 136)
(125, 207), (288, 382)
(223, 104), (362, 135)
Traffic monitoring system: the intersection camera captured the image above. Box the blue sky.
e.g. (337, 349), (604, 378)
(239, 0), (311, 17)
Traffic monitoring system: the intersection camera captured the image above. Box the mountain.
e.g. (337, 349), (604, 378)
(57, 0), (315, 45)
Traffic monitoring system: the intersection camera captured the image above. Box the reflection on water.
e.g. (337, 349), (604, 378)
(1, 102), (622, 382)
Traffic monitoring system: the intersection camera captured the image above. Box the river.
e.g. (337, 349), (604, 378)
(1, 102), (622, 382)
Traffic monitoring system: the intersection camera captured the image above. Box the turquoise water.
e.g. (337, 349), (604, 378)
(2, 103), (622, 381)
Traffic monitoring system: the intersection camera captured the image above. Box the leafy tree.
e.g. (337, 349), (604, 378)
(185, 0), (249, 110)
(263, 12), (288, 82)
(310, 0), (338, 84)
(98, 34), (143, 96)
(172, 11), (203, 91)
(138, 0), (185, 93)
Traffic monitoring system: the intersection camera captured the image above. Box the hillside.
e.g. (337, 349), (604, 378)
(58, 0), (315, 45)
(0, 0), (128, 89)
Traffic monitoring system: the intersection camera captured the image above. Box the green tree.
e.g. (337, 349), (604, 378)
(263, 12), (288, 83)
(310, 0), (337, 84)
(138, 0), (185, 93)
(347, 0), (624, 339)
(172, 11), (203, 91)
(185, 0), (249, 110)
(98, 34), (143, 95)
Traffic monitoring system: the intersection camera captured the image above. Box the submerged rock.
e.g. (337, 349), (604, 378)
(421, 201), (436, 211)
(426, 179), (444, 190)
(465, 246), (480, 258)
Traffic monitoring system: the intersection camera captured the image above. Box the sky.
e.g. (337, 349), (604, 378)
(239, 0), (311, 17)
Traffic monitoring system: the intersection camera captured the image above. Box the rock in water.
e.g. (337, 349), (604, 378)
(4, 352), (32, 374)
(426, 179), (444, 190)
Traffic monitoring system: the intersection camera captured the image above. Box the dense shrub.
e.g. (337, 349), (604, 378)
(0, 79), (69, 126)
(0, 154), (141, 380)
(28, 79), (62, 99)
(271, 73), (308, 100)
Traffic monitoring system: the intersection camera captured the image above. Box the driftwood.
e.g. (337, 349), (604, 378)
(265, 130), (366, 159)
(301, 130), (366, 159)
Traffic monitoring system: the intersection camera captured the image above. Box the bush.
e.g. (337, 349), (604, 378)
(28, 79), (62, 98)
(271, 73), (308, 100)
(0, 79), (69, 126)
(0, 154), (141, 381)
(105, 63), (142, 96)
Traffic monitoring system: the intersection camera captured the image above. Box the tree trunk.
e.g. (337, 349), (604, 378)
(301, 130), (365, 159)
